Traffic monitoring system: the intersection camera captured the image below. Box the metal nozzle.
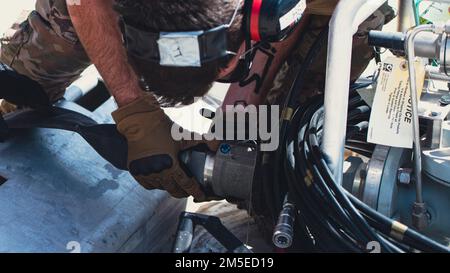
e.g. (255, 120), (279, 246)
(272, 196), (296, 249)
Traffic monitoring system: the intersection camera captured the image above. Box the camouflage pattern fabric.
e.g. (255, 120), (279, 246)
(306, 0), (340, 16)
(0, 0), (395, 111)
(0, 0), (90, 103)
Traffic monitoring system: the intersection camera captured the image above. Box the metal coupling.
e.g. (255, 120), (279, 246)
(397, 168), (413, 185)
(272, 197), (296, 249)
(412, 202), (429, 231)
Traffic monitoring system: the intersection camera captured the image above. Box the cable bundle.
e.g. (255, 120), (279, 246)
(282, 95), (448, 252)
(263, 25), (450, 253)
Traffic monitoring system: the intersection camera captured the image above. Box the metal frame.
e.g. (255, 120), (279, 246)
(321, 0), (388, 185)
(173, 212), (252, 253)
(320, 0), (449, 183)
(405, 24), (437, 204)
(398, 0), (416, 32)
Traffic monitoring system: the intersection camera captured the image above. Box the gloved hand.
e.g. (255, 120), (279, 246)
(112, 94), (218, 201)
(0, 99), (17, 115)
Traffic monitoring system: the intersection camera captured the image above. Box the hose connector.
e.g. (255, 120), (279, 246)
(272, 196), (296, 249)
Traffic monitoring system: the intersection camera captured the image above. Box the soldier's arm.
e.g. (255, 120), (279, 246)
(67, 0), (144, 106)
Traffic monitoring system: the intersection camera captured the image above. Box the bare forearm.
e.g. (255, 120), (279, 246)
(67, 0), (145, 106)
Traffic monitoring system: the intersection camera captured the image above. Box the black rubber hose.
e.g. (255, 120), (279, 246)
(285, 119), (359, 250)
(291, 95), (449, 252)
(348, 194), (450, 253)
(308, 123), (399, 252)
(287, 95), (394, 252)
(288, 100), (374, 251)
(368, 30), (406, 52)
(273, 27), (330, 214)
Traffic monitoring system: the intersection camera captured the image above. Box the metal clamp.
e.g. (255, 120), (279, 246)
(173, 212), (252, 253)
(272, 196), (296, 249)
(321, 0), (388, 184)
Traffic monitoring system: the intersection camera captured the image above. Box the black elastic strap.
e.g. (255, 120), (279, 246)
(122, 19), (230, 65)
(0, 64), (127, 169)
(4, 107), (128, 171)
(0, 63), (50, 108)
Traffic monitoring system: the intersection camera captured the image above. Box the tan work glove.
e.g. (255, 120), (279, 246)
(112, 94), (218, 201)
(0, 99), (17, 115)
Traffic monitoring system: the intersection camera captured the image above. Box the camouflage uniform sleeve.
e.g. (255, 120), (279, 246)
(305, 0), (340, 16)
(0, 0), (91, 102)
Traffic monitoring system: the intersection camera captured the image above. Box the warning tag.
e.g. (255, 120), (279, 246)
(367, 56), (425, 149)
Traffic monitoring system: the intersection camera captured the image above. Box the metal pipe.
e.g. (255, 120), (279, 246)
(414, 32), (441, 59)
(426, 65), (450, 82)
(273, 195), (296, 249)
(368, 30), (441, 59)
(63, 73), (99, 102)
(406, 25), (436, 206)
(398, 0), (416, 32)
(321, 0), (387, 185)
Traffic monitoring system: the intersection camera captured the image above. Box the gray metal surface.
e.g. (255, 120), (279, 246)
(0, 99), (186, 252)
(353, 145), (410, 216)
(406, 24), (435, 205)
(343, 146), (450, 244)
(363, 145), (390, 209)
(418, 89), (450, 185)
(210, 144), (257, 201)
(181, 143), (258, 201)
(440, 34), (450, 75)
(423, 148), (450, 186)
(420, 90), (450, 148)
(426, 65), (450, 82)
(413, 32), (442, 59)
(397, 172), (450, 245)
(397, 0), (415, 32)
(377, 147), (411, 217)
(321, 0), (387, 184)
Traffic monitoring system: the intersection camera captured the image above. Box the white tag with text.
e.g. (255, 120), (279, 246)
(158, 32), (202, 67)
(368, 56), (425, 149)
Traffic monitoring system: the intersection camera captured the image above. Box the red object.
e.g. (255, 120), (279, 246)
(275, 247), (287, 253)
(250, 0), (263, 41)
(222, 18), (308, 110)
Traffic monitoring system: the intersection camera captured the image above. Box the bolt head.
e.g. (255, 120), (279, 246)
(430, 111), (440, 117)
(412, 202), (429, 231)
(397, 168), (413, 185)
(440, 95), (450, 106)
(220, 143), (232, 154)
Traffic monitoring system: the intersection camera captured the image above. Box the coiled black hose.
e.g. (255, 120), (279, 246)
(277, 93), (450, 253)
(268, 25), (450, 253)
